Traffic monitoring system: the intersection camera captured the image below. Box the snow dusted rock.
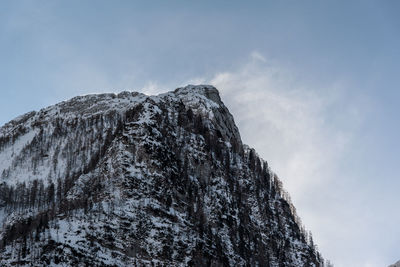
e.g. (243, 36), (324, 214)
(0, 85), (325, 266)
(389, 261), (400, 267)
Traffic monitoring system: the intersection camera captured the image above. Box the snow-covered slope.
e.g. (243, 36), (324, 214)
(0, 85), (325, 266)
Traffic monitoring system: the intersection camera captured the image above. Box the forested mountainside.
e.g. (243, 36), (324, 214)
(0, 85), (326, 266)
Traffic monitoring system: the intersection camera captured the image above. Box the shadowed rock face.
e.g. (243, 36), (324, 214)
(0, 85), (324, 266)
(389, 261), (400, 267)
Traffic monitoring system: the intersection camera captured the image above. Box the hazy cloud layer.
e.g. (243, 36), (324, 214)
(181, 53), (385, 266)
(211, 53), (360, 195)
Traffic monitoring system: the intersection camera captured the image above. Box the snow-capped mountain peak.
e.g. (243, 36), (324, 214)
(0, 85), (325, 266)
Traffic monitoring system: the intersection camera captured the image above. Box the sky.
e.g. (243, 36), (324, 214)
(0, 1), (399, 266)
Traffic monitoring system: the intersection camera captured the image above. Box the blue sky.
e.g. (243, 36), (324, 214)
(1, 1), (399, 266)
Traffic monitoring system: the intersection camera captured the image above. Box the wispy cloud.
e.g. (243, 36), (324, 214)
(188, 52), (369, 265)
(208, 52), (361, 195)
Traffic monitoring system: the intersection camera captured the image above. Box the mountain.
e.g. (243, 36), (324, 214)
(389, 261), (400, 267)
(0, 85), (325, 266)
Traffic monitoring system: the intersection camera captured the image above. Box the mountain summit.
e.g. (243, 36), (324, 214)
(0, 85), (325, 266)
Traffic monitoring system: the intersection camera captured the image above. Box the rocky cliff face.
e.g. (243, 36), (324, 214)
(0, 85), (324, 266)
